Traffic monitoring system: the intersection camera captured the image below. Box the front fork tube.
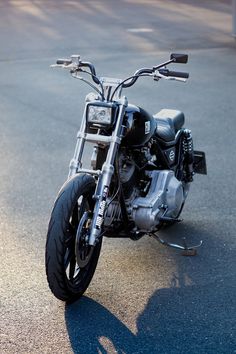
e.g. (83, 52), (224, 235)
(68, 106), (87, 179)
(89, 99), (128, 245)
(68, 97), (128, 246)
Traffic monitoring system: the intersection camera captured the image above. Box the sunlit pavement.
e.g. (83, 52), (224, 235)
(0, 1), (235, 353)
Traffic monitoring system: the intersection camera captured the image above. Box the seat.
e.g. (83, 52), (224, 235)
(153, 109), (185, 143)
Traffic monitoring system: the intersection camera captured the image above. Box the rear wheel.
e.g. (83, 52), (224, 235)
(45, 174), (102, 302)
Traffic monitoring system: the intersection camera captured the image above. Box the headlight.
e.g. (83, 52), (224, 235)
(87, 106), (112, 125)
(86, 102), (117, 127)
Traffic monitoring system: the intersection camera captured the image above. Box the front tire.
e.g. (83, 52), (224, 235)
(45, 174), (102, 302)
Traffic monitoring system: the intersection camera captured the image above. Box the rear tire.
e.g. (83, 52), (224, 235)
(45, 174), (102, 302)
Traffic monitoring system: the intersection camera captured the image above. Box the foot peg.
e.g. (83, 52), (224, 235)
(151, 234), (202, 256)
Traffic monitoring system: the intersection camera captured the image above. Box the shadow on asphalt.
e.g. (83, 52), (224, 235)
(65, 223), (235, 354)
(65, 297), (136, 353)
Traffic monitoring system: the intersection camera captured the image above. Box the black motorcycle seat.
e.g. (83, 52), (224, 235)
(153, 109), (185, 143)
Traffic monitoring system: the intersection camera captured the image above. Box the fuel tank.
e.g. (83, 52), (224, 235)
(121, 104), (156, 147)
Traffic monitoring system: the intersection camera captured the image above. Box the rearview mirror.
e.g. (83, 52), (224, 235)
(170, 53), (188, 64)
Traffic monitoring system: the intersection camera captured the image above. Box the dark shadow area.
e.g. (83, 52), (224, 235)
(65, 221), (236, 353)
(136, 283), (235, 353)
(65, 297), (137, 354)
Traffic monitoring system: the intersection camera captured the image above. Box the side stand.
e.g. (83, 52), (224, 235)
(151, 233), (202, 256)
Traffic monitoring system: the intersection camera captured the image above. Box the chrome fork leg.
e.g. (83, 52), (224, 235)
(88, 98), (128, 246)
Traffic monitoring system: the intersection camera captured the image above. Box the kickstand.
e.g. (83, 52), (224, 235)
(151, 233), (202, 256)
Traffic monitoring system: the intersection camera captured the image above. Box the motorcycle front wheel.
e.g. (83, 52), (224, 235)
(45, 174), (102, 302)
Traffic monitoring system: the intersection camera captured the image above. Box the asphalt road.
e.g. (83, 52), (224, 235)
(0, 1), (235, 353)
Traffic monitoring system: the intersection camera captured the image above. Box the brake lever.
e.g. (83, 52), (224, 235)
(51, 54), (81, 70)
(154, 73), (187, 83)
(168, 76), (187, 82)
(50, 63), (80, 72)
(50, 64), (63, 68)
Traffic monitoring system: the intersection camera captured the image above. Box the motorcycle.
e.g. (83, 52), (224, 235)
(45, 53), (207, 302)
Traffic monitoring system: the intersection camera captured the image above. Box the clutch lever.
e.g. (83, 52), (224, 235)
(154, 73), (187, 83)
(51, 54), (81, 71)
(50, 63), (79, 70)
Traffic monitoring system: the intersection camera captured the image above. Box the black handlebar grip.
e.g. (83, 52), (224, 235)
(158, 69), (189, 78)
(168, 70), (189, 78)
(167, 70), (189, 79)
(56, 59), (72, 65)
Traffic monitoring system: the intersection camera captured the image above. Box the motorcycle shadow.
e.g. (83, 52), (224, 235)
(65, 222), (235, 354)
(65, 297), (137, 354)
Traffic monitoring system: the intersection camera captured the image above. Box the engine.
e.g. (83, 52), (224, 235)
(104, 150), (185, 233)
(131, 170), (184, 232)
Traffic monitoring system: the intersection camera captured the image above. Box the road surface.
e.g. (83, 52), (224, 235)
(0, 1), (235, 353)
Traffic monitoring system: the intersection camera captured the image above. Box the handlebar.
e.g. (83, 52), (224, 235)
(52, 53), (189, 97)
(122, 68), (153, 88)
(79, 61), (100, 85)
(55, 57), (100, 84)
(122, 57), (189, 88)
